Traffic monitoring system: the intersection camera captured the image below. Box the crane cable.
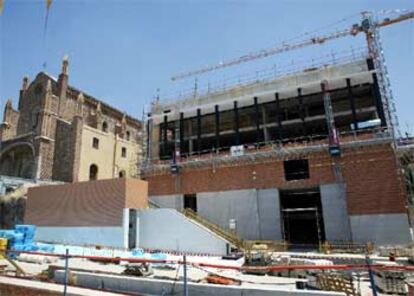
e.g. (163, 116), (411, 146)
(42, 0), (53, 69)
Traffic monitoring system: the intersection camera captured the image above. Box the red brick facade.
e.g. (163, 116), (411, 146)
(145, 143), (407, 216)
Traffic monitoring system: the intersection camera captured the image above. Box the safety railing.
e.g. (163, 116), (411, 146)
(156, 47), (368, 107)
(143, 127), (391, 172)
(182, 208), (243, 249)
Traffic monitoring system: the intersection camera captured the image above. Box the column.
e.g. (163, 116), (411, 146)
(215, 105), (220, 149)
(262, 105), (270, 142)
(275, 93), (282, 141)
(346, 78), (358, 130)
(196, 109), (201, 153)
(163, 115), (168, 157)
(254, 97), (260, 144)
(234, 101), (240, 145)
(298, 88), (307, 137)
(179, 112), (184, 155)
(371, 73), (386, 127)
(188, 120), (193, 154)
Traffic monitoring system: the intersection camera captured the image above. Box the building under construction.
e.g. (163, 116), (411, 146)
(142, 12), (414, 247)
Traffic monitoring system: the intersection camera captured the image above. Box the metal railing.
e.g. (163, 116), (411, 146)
(182, 208), (243, 249)
(142, 127), (392, 174)
(154, 47), (368, 108)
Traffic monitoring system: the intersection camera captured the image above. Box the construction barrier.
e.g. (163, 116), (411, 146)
(5, 249), (414, 273)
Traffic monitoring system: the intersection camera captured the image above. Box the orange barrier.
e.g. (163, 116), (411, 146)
(206, 275), (239, 285)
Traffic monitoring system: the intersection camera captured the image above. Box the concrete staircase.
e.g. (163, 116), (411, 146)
(148, 200), (244, 249)
(182, 208), (244, 249)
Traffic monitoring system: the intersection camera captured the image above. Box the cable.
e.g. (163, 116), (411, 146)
(42, 0), (52, 70)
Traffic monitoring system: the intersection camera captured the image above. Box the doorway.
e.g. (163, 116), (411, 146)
(280, 187), (325, 249)
(128, 209), (137, 249)
(184, 194), (197, 212)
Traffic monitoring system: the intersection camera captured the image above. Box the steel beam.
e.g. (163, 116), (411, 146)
(234, 101), (240, 145)
(215, 105), (220, 149)
(346, 78), (358, 130)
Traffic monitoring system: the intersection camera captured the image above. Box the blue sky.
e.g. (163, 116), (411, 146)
(1, 0), (413, 133)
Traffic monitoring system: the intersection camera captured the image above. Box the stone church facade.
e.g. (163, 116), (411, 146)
(0, 58), (142, 182)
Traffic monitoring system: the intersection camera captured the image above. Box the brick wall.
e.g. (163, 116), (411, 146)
(25, 178), (148, 227)
(34, 139), (55, 180)
(342, 145), (407, 215)
(145, 144), (407, 216)
(52, 120), (73, 181)
(69, 116), (83, 182)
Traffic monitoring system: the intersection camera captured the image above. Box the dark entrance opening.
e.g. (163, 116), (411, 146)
(89, 164), (98, 181)
(184, 194), (197, 212)
(128, 209), (137, 249)
(280, 187), (325, 249)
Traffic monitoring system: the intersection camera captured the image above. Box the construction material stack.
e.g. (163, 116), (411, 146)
(0, 224), (38, 257)
(0, 238), (7, 259)
(374, 269), (410, 295)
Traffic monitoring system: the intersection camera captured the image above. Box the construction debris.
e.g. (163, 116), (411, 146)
(122, 263), (153, 277)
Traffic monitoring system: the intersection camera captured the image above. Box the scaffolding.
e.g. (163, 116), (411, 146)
(143, 10), (413, 177)
(154, 10), (413, 145)
(362, 12), (401, 141)
(154, 47), (368, 112)
(142, 128), (393, 175)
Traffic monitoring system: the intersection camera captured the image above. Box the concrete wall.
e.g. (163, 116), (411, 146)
(320, 183), (351, 241)
(137, 208), (229, 255)
(257, 189), (282, 240)
(150, 194), (183, 211)
(197, 189), (281, 240)
(35, 226), (125, 248)
(150, 189), (284, 241)
(350, 213), (412, 245)
(54, 270), (346, 296)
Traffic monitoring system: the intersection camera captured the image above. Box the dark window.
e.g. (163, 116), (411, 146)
(102, 122), (108, 132)
(119, 170), (125, 178)
(284, 159), (309, 181)
(126, 131), (130, 141)
(89, 164), (98, 180)
(121, 147), (127, 157)
(184, 194), (197, 212)
(92, 137), (99, 149)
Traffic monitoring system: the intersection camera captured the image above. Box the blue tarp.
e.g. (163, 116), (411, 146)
(0, 225), (167, 261)
(0, 225), (38, 257)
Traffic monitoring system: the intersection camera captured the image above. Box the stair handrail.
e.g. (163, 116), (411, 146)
(182, 208), (244, 248)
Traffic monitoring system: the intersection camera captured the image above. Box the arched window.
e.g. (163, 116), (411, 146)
(89, 164), (98, 181)
(102, 122), (108, 132)
(126, 131), (130, 141)
(119, 170), (125, 178)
